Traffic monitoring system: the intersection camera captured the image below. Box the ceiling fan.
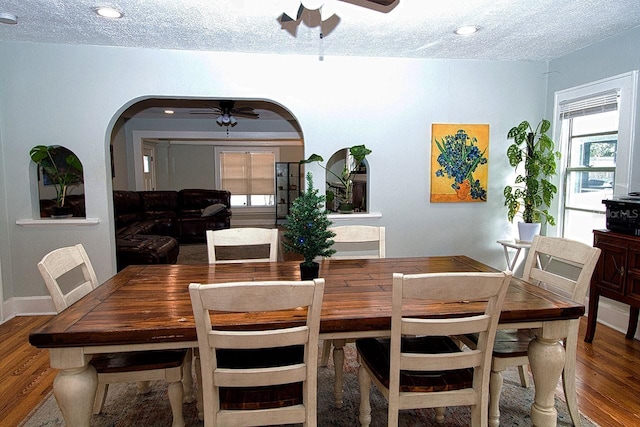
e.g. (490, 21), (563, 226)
(190, 101), (259, 127)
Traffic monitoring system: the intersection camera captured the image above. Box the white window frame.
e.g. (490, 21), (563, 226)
(214, 146), (280, 211)
(553, 71), (638, 237)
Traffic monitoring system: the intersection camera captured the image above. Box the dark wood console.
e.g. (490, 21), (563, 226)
(585, 229), (640, 342)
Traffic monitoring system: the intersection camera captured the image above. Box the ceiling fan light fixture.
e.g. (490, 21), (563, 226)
(216, 113), (238, 127)
(455, 25), (479, 36)
(0, 12), (18, 25)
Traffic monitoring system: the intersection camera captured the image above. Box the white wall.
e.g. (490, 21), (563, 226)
(0, 40), (548, 317)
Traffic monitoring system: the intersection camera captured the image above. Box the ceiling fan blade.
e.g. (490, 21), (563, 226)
(360, 0), (396, 5)
(190, 108), (220, 115)
(338, 0), (397, 8)
(233, 111), (260, 119)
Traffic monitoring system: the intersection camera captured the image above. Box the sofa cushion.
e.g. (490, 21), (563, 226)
(116, 220), (159, 238)
(201, 203), (227, 217)
(113, 191), (143, 228)
(115, 234), (179, 271)
(178, 189), (231, 212)
(139, 191), (178, 218)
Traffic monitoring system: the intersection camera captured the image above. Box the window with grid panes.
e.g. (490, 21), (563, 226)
(559, 91), (618, 244)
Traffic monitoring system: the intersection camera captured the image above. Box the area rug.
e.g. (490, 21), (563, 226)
(21, 344), (597, 427)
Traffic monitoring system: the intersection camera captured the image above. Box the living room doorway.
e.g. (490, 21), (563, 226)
(142, 142), (157, 191)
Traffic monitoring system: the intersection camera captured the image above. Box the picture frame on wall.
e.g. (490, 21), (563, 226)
(430, 123), (489, 203)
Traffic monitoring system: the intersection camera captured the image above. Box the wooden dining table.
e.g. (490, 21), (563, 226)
(29, 256), (584, 427)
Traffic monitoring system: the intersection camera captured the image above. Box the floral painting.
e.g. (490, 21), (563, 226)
(431, 124), (489, 202)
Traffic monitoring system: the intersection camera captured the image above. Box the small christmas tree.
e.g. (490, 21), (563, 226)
(283, 172), (336, 267)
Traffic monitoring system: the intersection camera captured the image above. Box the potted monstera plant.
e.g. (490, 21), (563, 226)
(301, 144), (372, 213)
(503, 119), (560, 242)
(282, 172), (336, 279)
(30, 145), (83, 217)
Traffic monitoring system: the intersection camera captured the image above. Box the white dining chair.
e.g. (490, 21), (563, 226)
(205, 227), (279, 263)
(189, 279), (324, 427)
(486, 235), (601, 427)
(38, 244), (187, 426)
(357, 271), (512, 426)
(320, 225), (386, 407)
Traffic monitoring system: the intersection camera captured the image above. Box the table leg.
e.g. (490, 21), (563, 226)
(332, 338), (346, 408)
(48, 348), (97, 427)
(53, 365), (98, 426)
(528, 324), (567, 427)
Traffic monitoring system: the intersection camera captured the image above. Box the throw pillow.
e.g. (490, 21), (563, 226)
(201, 203), (226, 217)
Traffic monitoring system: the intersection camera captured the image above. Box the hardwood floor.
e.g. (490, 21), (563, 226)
(1, 315), (639, 426)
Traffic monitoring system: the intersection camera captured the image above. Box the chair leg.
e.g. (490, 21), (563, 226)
(489, 368), (503, 427)
(320, 340), (332, 367)
(563, 330), (582, 427)
(92, 383), (109, 414)
(195, 351), (204, 421)
(517, 364), (530, 387)
(182, 349), (195, 403)
(137, 380), (151, 394)
(435, 407), (445, 423)
(357, 362), (372, 427)
(167, 379), (185, 427)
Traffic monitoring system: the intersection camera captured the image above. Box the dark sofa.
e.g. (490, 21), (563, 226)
(113, 189), (231, 270)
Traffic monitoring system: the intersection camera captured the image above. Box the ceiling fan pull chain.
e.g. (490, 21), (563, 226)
(319, 30), (324, 61)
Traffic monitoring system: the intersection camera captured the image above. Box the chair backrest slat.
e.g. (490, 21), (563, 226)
(37, 244), (99, 313)
(522, 235), (601, 302)
(206, 228), (279, 263)
(327, 225), (385, 259)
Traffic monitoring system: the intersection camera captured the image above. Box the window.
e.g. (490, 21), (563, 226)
(554, 72), (638, 244)
(219, 150), (275, 207)
(559, 93), (618, 243)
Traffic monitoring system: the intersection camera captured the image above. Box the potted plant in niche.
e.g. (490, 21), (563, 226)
(503, 119), (561, 242)
(30, 145), (83, 217)
(282, 172), (336, 279)
(301, 144), (372, 213)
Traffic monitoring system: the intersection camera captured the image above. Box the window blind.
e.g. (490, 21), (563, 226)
(559, 90), (619, 119)
(220, 151), (275, 195)
(250, 152), (275, 195)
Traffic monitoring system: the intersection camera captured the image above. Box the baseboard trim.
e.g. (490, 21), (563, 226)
(1, 297), (56, 323)
(586, 295), (640, 340)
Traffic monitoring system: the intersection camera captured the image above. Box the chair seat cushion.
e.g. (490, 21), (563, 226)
(216, 345), (304, 410)
(491, 329), (533, 358)
(356, 336), (473, 392)
(90, 349), (187, 374)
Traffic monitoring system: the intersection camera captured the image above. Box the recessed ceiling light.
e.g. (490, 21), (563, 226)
(164, 110), (175, 115)
(93, 7), (123, 19)
(0, 12), (18, 25)
(455, 25), (479, 36)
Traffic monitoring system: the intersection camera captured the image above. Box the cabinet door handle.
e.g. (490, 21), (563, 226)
(619, 266), (625, 277)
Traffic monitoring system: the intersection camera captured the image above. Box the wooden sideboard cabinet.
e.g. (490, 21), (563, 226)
(585, 229), (640, 342)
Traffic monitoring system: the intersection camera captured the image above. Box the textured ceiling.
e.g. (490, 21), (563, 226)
(2, 0), (640, 62)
